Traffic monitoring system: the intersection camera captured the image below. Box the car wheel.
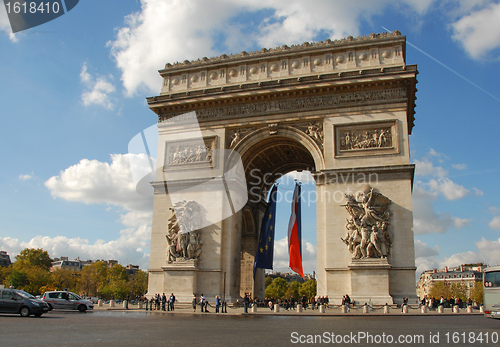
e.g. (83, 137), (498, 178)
(78, 304), (87, 313)
(20, 307), (30, 317)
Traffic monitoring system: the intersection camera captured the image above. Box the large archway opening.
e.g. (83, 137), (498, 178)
(235, 130), (320, 298)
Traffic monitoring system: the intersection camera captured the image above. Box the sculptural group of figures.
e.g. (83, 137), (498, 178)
(341, 187), (392, 259)
(168, 144), (212, 165)
(340, 128), (391, 151)
(166, 200), (203, 263)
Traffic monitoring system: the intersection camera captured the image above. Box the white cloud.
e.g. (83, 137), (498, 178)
(18, 172), (33, 181)
(0, 5), (18, 42)
(44, 153), (153, 227)
(451, 2), (500, 59)
(1, 153), (157, 269)
(452, 163), (467, 170)
(427, 177), (470, 200)
(0, 225), (151, 269)
(107, 0), (434, 96)
(272, 237), (316, 274)
(414, 158), (448, 177)
(412, 186), (468, 234)
(473, 188), (484, 196)
(489, 216), (500, 230)
(452, 217), (471, 228)
(414, 239), (440, 258)
(80, 63), (116, 110)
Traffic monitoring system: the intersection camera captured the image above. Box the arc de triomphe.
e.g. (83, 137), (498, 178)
(145, 31), (418, 305)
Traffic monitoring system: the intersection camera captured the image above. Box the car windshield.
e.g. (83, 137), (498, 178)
(70, 293), (82, 300)
(14, 289), (36, 299)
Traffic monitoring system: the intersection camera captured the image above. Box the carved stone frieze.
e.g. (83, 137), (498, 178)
(292, 121), (324, 150)
(340, 127), (392, 151)
(164, 136), (217, 169)
(159, 88), (407, 123)
(166, 200), (204, 264)
(341, 186), (392, 260)
(167, 144), (212, 165)
(226, 128), (255, 149)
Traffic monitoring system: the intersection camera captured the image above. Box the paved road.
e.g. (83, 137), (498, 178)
(1, 310), (498, 346)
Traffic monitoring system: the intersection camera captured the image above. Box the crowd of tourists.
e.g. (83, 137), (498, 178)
(143, 293), (177, 311)
(419, 295), (474, 310)
(249, 295), (330, 310)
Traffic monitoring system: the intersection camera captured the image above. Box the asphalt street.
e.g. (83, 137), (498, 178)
(1, 310), (498, 347)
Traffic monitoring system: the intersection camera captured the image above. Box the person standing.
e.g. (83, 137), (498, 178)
(200, 294), (206, 312)
(244, 294), (250, 313)
(161, 293), (167, 311)
(192, 295), (197, 312)
(169, 293), (176, 311)
(215, 295), (221, 313)
(310, 296), (316, 310)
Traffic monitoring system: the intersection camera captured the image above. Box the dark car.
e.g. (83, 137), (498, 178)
(0, 288), (50, 317)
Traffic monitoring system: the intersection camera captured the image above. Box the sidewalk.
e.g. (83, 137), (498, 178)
(93, 304), (484, 317)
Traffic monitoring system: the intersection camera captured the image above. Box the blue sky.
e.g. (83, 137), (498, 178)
(1, 0), (500, 275)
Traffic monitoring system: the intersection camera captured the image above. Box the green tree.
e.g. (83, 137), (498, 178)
(284, 281), (300, 300)
(8, 264), (51, 295)
(265, 276), (273, 288)
(79, 261), (108, 297)
(129, 270), (148, 297)
(15, 248), (52, 271)
(299, 279), (317, 299)
(107, 265), (129, 300)
(429, 281), (451, 299)
(470, 281), (483, 305)
(0, 266), (11, 286)
(265, 277), (287, 299)
(50, 269), (79, 292)
(450, 282), (467, 301)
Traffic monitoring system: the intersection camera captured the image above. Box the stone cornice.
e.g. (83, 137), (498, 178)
(155, 32), (407, 98)
(160, 31), (404, 72)
(148, 65), (417, 134)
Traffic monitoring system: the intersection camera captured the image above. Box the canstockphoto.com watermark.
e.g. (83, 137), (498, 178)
(291, 331), (426, 344)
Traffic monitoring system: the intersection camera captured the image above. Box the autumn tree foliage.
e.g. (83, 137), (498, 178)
(3, 248), (148, 299)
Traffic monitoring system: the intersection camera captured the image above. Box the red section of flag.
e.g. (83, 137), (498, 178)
(288, 184), (304, 278)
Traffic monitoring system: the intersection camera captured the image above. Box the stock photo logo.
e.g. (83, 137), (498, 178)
(3, 0), (79, 33)
(128, 112), (248, 229)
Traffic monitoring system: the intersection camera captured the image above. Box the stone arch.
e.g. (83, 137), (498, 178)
(233, 125), (324, 202)
(232, 125), (323, 298)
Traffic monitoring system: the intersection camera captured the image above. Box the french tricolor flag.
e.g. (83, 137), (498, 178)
(288, 183), (304, 278)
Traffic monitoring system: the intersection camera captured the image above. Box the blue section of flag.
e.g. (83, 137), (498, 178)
(253, 184), (278, 279)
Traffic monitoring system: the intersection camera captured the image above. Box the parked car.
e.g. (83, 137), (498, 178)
(0, 288), (50, 317)
(42, 291), (94, 312)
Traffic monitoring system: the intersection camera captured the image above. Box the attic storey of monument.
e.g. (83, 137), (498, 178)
(145, 31), (418, 305)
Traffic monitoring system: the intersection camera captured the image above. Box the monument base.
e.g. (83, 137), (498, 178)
(348, 258), (394, 305)
(157, 260), (199, 303)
